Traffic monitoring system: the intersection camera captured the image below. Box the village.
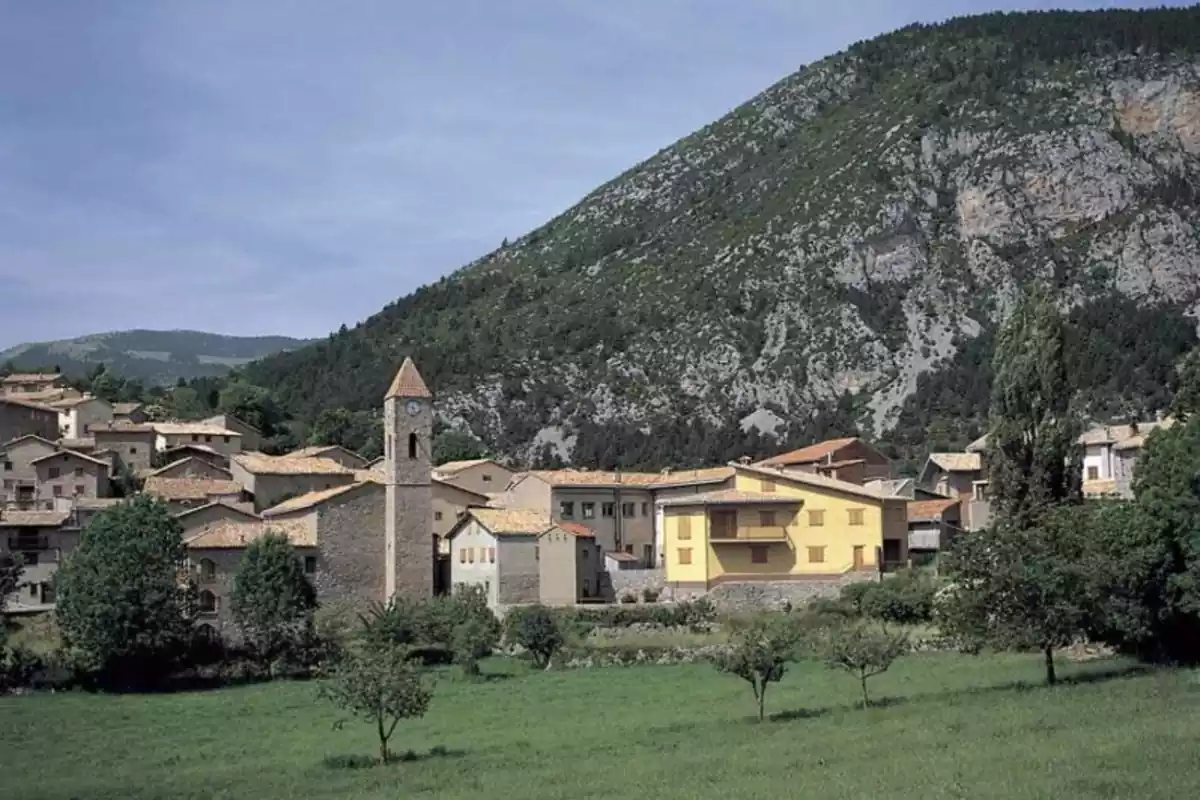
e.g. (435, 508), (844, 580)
(0, 360), (1170, 632)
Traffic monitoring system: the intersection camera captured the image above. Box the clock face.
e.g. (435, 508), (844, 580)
(405, 399), (423, 417)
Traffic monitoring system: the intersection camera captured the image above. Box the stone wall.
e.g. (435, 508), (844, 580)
(498, 573), (539, 605)
(318, 485), (386, 612)
(609, 567), (665, 600)
(660, 572), (877, 610)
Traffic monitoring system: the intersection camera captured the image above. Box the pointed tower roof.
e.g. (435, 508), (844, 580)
(385, 357), (432, 399)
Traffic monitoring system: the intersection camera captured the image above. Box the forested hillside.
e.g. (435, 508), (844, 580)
(234, 7), (1200, 470)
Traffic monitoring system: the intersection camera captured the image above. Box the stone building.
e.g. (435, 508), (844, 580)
(1, 435), (59, 507)
(382, 357), (435, 600)
(32, 449), (110, 503)
(153, 422), (243, 458)
(201, 413), (262, 452)
(229, 452), (357, 512)
(291, 444), (370, 470)
(433, 458), (515, 497)
(755, 437), (892, 484)
(144, 476), (245, 514)
(90, 423), (157, 475)
(0, 396), (59, 444)
(147, 456), (233, 481)
(50, 396), (112, 439)
(1, 373), (66, 396)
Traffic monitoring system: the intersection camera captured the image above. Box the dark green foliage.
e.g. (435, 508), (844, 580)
(358, 585), (500, 666)
(451, 617), (498, 677)
(432, 429), (487, 466)
(0, 552), (22, 615)
(504, 605), (565, 670)
(711, 615), (799, 721)
(230, 533), (318, 669)
(938, 515), (1093, 685)
(987, 288), (1080, 529)
(820, 622), (909, 708)
(859, 570), (939, 625)
(548, 598), (716, 633)
(308, 407), (382, 460)
(54, 495), (196, 689)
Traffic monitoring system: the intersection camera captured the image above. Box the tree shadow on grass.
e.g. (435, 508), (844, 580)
(322, 745), (468, 770)
(769, 662), (1154, 723)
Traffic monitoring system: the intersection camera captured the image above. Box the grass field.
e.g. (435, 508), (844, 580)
(3, 653), (1199, 800)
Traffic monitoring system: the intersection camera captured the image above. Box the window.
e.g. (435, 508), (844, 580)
(807, 546), (826, 564)
(53, 485), (63, 497)
(621, 502), (635, 518)
(205, 435), (213, 443)
(459, 548), (467, 564)
(3, 480), (12, 489)
(74, 485), (85, 496)
(48, 467), (60, 479)
(468, 548), (475, 563)
(581, 502), (595, 519)
(199, 590), (217, 613)
(304, 556), (317, 575)
(1087, 465), (1099, 481)
(488, 547), (495, 564)
(677, 548), (693, 565)
(3, 461), (11, 471)
(750, 545), (769, 564)
(677, 515), (692, 540)
(129, 446), (137, 455)
(73, 467), (83, 478)
(808, 509), (825, 527)
(643, 544), (653, 565)
(848, 508), (864, 526)
(192, 434), (199, 442)
(582, 579), (590, 598)
(560, 501), (575, 519)
(534, 545), (539, 561)
(762, 479), (776, 494)
(199, 558), (217, 581)
(641, 502), (649, 517)
(434, 511), (443, 521)
(624, 544), (633, 554)
(224, 436), (231, 443)
(759, 510), (776, 527)
(408, 433), (418, 459)
(602, 502), (615, 518)
(482, 474), (493, 483)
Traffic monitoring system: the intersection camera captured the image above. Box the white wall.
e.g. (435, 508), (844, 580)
(448, 519), (499, 608)
(1083, 444), (1112, 481)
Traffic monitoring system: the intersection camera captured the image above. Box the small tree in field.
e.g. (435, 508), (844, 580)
(452, 617), (498, 677)
(230, 532), (317, 670)
(320, 643), (434, 764)
(505, 605), (564, 670)
(821, 622), (908, 708)
(712, 616), (797, 722)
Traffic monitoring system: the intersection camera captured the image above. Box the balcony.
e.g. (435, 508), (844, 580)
(7, 535), (49, 551)
(709, 526), (790, 544)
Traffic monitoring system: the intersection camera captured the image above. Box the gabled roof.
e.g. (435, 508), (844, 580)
(0, 433), (60, 451)
(146, 457), (233, 479)
(965, 434), (989, 453)
(1, 372), (61, 383)
(0, 510), (71, 527)
(606, 551), (641, 563)
(152, 422), (241, 437)
(163, 443), (225, 457)
(451, 507), (550, 537)
(232, 452), (354, 476)
(732, 462), (890, 502)
(385, 357), (432, 399)
(435, 458), (503, 474)
(755, 437), (861, 467)
(73, 497), (123, 511)
(30, 449), (111, 468)
(552, 522), (596, 538)
(659, 488), (803, 507)
(0, 396), (56, 412)
(175, 500), (261, 523)
(185, 518), (315, 549)
(202, 413), (263, 434)
(91, 422), (156, 434)
(907, 498), (960, 522)
(651, 466), (736, 488)
(261, 480), (380, 517)
(48, 395), (109, 410)
(58, 437), (96, 450)
(112, 402), (143, 415)
(927, 453), (982, 473)
(520, 469), (662, 489)
(144, 477), (243, 502)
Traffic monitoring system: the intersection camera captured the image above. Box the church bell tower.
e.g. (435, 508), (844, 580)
(383, 356), (433, 599)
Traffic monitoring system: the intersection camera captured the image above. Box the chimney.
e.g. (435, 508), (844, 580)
(737, 455), (752, 465)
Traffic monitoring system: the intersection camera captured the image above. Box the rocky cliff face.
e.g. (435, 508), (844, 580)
(247, 9), (1200, 467)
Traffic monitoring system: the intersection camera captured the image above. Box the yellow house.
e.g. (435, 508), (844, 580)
(660, 463), (908, 593)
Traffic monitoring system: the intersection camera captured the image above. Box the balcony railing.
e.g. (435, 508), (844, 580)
(709, 525), (790, 542)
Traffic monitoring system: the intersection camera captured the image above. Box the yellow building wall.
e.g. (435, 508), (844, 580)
(662, 508), (708, 584)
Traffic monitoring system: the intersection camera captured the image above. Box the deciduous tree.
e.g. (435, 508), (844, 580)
(230, 532), (317, 670)
(711, 616), (798, 721)
(820, 622), (908, 708)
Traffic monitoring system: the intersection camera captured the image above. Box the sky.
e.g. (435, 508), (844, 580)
(0, 1), (1187, 347)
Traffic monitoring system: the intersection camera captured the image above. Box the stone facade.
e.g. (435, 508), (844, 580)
(0, 399), (58, 445)
(382, 359), (434, 601)
(91, 426), (157, 475)
(33, 450), (109, 503)
(609, 566), (666, 600)
(662, 572), (877, 610)
(308, 483), (387, 611)
(153, 457), (232, 480)
(1, 436), (58, 506)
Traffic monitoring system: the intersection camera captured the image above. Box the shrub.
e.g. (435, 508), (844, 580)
(0, 644), (45, 693)
(505, 606), (565, 669)
(838, 581), (877, 615)
(619, 593), (638, 604)
(452, 617), (499, 676)
(642, 587), (662, 603)
(861, 570), (938, 625)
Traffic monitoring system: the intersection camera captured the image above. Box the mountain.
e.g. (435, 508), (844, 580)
(1, 330), (316, 386)
(245, 8), (1200, 470)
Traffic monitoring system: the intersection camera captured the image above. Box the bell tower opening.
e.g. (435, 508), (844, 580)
(408, 432), (418, 459)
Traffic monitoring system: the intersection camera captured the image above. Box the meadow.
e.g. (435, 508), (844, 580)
(3, 652), (1200, 800)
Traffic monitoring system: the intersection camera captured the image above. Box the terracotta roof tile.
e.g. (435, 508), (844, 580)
(30, 449), (111, 468)
(185, 519), (315, 549)
(522, 469), (662, 488)
(927, 453), (982, 473)
(58, 437), (96, 450)
(91, 422), (156, 434)
(112, 402), (143, 415)
(1, 373), (61, 383)
(261, 481), (379, 516)
(554, 522), (596, 538)
(144, 477), (243, 502)
(232, 452), (354, 476)
(606, 551), (640, 562)
(73, 497), (123, 511)
(0, 396), (56, 412)
(146, 457), (233, 479)
(756, 437), (860, 467)
(907, 498), (961, 521)
(732, 463), (891, 501)
(434, 458), (497, 474)
(651, 466), (736, 487)
(385, 357), (432, 399)
(658, 488), (803, 507)
(152, 422), (241, 437)
(0, 510), (70, 527)
(467, 508), (550, 536)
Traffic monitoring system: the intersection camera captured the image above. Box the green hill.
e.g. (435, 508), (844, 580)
(1, 330), (315, 386)
(246, 7), (1200, 468)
